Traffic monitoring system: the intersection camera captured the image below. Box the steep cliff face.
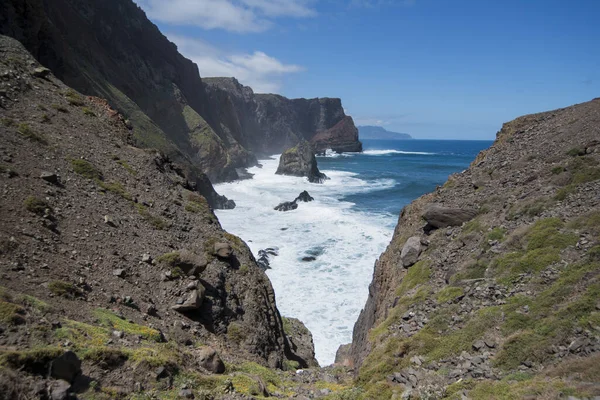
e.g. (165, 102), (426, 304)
(203, 77), (363, 156)
(346, 99), (600, 399)
(0, 1), (361, 186)
(0, 0), (257, 184)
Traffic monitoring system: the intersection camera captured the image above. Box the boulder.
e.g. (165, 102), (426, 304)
(283, 317), (319, 368)
(400, 237), (422, 267)
(40, 171), (59, 185)
(274, 201), (298, 212)
(177, 249), (208, 275)
(295, 190), (314, 202)
(197, 347), (225, 374)
(276, 140), (327, 183)
(423, 205), (477, 229)
(49, 380), (71, 400)
(213, 243), (232, 259)
(49, 351), (81, 383)
(334, 343), (352, 367)
(171, 287), (205, 312)
(32, 66), (51, 78)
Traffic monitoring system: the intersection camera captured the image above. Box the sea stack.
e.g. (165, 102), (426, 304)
(276, 141), (328, 183)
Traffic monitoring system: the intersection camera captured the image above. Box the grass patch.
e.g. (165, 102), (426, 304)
(48, 280), (81, 299)
(51, 104), (68, 113)
(98, 181), (132, 201)
(567, 147), (586, 157)
(436, 286), (464, 303)
(1, 117), (14, 127)
(567, 211), (600, 236)
(93, 308), (162, 342)
(116, 159), (137, 175)
(451, 259), (488, 283)
(551, 166), (565, 175)
(135, 203), (169, 230)
(462, 218), (484, 234)
(65, 89), (85, 106)
(0, 301), (25, 324)
(507, 197), (550, 220)
(17, 123), (47, 144)
(24, 196), (51, 216)
(487, 227), (506, 242)
(156, 252), (181, 266)
(82, 107), (96, 117)
(0, 347), (64, 374)
(71, 159), (103, 180)
(395, 260), (431, 297)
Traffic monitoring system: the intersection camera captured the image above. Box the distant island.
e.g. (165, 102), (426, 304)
(358, 125), (412, 140)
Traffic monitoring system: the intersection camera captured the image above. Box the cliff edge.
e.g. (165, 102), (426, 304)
(344, 99), (600, 399)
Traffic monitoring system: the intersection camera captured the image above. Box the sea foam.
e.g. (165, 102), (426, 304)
(215, 156), (396, 365)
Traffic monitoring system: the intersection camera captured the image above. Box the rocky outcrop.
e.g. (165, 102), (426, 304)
(348, 98), (600, 398)
(0, 35), (298, 397)
(284, 317), (319, 368)
(203, 78), (363, 156)
(274, 201), (299, 212)
(276, 141), (327, 183)
(311, 116), (362, 153)
(422, 204), (477, 231)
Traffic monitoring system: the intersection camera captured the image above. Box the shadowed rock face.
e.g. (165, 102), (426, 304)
(204, 78), (363, 156)
(0, 0), (360, 186)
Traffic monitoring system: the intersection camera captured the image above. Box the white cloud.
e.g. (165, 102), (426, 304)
(137, 0), (316, 33)
(170, 35), (304, 93)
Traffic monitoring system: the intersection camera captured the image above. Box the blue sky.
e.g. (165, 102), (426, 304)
(136, 0), (600, 139)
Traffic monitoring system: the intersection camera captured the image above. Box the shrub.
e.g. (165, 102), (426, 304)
(23, 196), (51, 216)
(71, 159), (103, 181)
(17, 123), (47, 144)
(48, 280), (81, 299)
(65, 89), (84, 106)
(82, 107), (96, 117)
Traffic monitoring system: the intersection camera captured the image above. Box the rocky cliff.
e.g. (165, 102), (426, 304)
(0, 35), (326, 399)
(344, 99), (600, 399)
(0, 0), (361, 187)
(204, 77), (363, 156)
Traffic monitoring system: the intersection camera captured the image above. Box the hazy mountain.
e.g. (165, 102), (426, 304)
(358, 125), (412, 140)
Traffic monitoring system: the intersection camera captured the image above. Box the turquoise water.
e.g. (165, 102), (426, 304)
(215, 138), (492, 364)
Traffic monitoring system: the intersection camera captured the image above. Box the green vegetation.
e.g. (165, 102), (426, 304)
(51, 104), (68, 113)
(494, 261), (600, 370)
(462, 218), (484, 234)
(185, 193), (210, 214)
(135, 203), (169, 230)
(41, 113), (51, 123)
(227, 322), (246, 344)
(281, 317), (292, 336)
(444, 377), (581, 400)
(436, 286), (464, 303)
(588, 245), (600, 261)
(94, 308), (163, 342)
(507, 197), (550, 220)
(156, 251), (181, 266)
(1, 117), (14, 126)
(48, 280), (81, 299)
(0, 347), (64, 373)
(555, 155), (600, 200)
(566, 147), (586, 157)
(71, 159), (103, 180)
(551, 165), (565, 175)
(23, 196), (51, 216)
(395, 260), (431, 297)
(450, 259), (488, 283)
(82, 107), (96, 117)
(116, 159), (137, 175)
(17, 123), (47, 144)
(65, 89), (85, 106)
(567, 210), (600, 236)
(0, 301), (25, 324)
(98, 181), (132, 201)
(489, 218), (577, 283)
(487, 227), (507, 242)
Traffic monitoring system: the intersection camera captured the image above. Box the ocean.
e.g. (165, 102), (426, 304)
(214, 139), (492, 366)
